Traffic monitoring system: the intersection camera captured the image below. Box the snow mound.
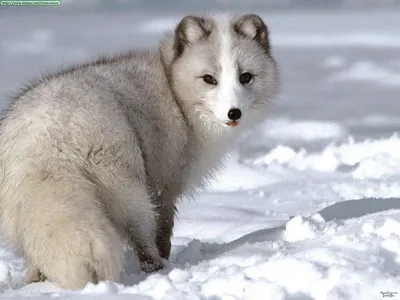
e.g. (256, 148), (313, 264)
(248, 134), (400, 178)
(284, 214), (328, 242)
(3, 206), (400, 300)
(138, 18), (178, 34)
(330, 61), (400, 86)
(247, 119), (348, 147)
(207, 153), (279, 192)
(1, 29), (55, 55)
(322, 55), (347, 69)
(346, 115), (400, 128)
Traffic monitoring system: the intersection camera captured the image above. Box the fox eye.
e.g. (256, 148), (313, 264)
(203, 75), (218, 85)
(239, 72), (253, 84)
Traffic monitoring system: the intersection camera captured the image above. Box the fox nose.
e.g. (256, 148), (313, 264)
(227, 108), (242, 121)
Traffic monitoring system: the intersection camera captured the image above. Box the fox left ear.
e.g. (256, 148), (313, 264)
(233, 14), (270, 52)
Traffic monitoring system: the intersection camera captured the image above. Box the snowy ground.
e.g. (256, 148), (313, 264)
(0, 5), (400, 300)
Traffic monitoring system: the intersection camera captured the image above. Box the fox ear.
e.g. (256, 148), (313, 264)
(173, 16), (212, 58)
(233, 14), (270, 52)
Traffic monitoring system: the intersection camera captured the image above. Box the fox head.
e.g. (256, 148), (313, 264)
(161, 13), (279, 136)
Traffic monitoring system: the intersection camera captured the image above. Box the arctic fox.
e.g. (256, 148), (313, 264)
(0, 13), (279, 289)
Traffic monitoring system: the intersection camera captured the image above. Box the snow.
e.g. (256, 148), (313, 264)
(247, 134), (400, 176)
(330, 61), (400, 86)
(272, 33), (400, 48)
(1, 5), (400, 300)
(322, 56), (347, 69)
(1, 136), (400, 299)
(254, 119), (349, 143)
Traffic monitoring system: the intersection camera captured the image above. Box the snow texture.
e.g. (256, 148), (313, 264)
(1, 137), (400, 299)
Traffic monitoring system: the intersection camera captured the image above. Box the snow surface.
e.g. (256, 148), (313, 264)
(1, 137), (400, 299)
(0, 5), (400, 300)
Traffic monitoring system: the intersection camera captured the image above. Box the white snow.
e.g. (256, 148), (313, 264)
(245, 119), (348, 148)
(346, 115), (400, 128)
(322, 56), (347, 69)
(1, 29), (55, 55)
(139, 18), (178, 34)
(330, 61), (400, 86)
(0, 135), (399, 299)
(248, 134), (400, 176)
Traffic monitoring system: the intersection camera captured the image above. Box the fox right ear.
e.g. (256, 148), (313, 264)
(173, 16), (212, 58)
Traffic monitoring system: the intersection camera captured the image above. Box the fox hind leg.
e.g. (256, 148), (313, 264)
(18, 177), (125, 290)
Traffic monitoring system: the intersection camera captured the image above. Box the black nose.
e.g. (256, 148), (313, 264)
(227, 108), (242, 121)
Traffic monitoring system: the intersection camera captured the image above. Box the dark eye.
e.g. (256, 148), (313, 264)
(203, 75), (218, 85)
(239, 72), (253, 84)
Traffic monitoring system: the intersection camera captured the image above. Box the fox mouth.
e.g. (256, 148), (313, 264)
(226, 121), (239, 127)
